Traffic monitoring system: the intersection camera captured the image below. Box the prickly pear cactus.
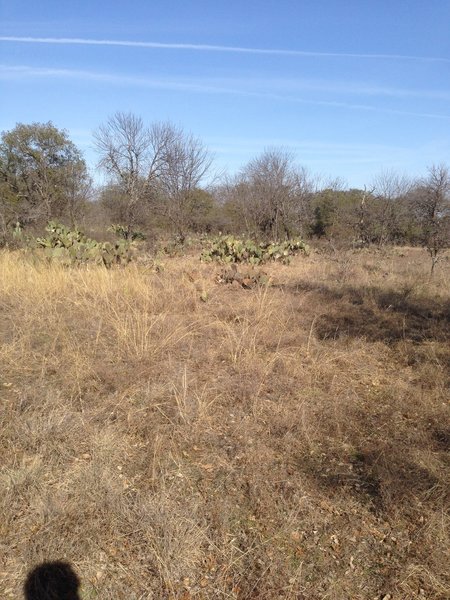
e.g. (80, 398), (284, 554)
(200, 235), (308, 265)
(36, 222), (132, 267)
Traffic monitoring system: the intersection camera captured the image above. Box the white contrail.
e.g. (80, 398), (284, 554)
(0, 36), (449, 63)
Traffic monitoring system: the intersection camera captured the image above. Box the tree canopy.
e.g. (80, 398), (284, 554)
(0, 122), (90, 232)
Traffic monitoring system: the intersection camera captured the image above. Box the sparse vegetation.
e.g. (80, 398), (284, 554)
(0, 245), (448, 599)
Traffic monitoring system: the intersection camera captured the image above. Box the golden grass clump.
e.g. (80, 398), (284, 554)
(0, 247), (449, 599)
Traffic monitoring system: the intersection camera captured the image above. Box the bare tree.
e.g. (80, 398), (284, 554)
(154, 126), (213, 241)
(371, 170), (413, 245)
(64, 162), (93, 227)
(95, 114), (212, 239)
(228, 148), (313, 240)
(352, 185), (376, 246)
(411, 164), (450, 274)
(94, 113), (176, 233)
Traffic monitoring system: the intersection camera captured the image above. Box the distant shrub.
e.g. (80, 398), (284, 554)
(108, 224), (146, 241)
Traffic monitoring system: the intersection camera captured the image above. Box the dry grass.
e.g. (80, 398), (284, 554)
(0, 246), (449, 599)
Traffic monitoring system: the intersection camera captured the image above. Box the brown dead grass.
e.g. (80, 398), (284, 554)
(0, 246), (449, 599)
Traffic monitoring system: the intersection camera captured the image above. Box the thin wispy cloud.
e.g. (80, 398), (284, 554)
(0, 65), (207, 91)
(3, 65), (448, 102)
(207, 137), (418, 155)
(2, 64), (449, 122)
(1, 35), (449, 64)
(254, 78), (450, 101)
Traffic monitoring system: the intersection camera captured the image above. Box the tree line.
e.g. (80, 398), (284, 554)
(0, 113), (449, 268)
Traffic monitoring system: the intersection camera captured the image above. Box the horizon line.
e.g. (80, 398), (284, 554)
(1, 36), (449, 63)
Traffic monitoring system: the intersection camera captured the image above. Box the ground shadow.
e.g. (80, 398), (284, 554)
(24, 561), (81, 600)
(280, 280), (450, 344)
(294, 439), (447, 517)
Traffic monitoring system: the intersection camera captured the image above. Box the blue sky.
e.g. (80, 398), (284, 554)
(1, 0), (449, 187)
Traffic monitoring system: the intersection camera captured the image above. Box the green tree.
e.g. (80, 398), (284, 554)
(0, 122), (90, 233)
(310, 188), (337, 238)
